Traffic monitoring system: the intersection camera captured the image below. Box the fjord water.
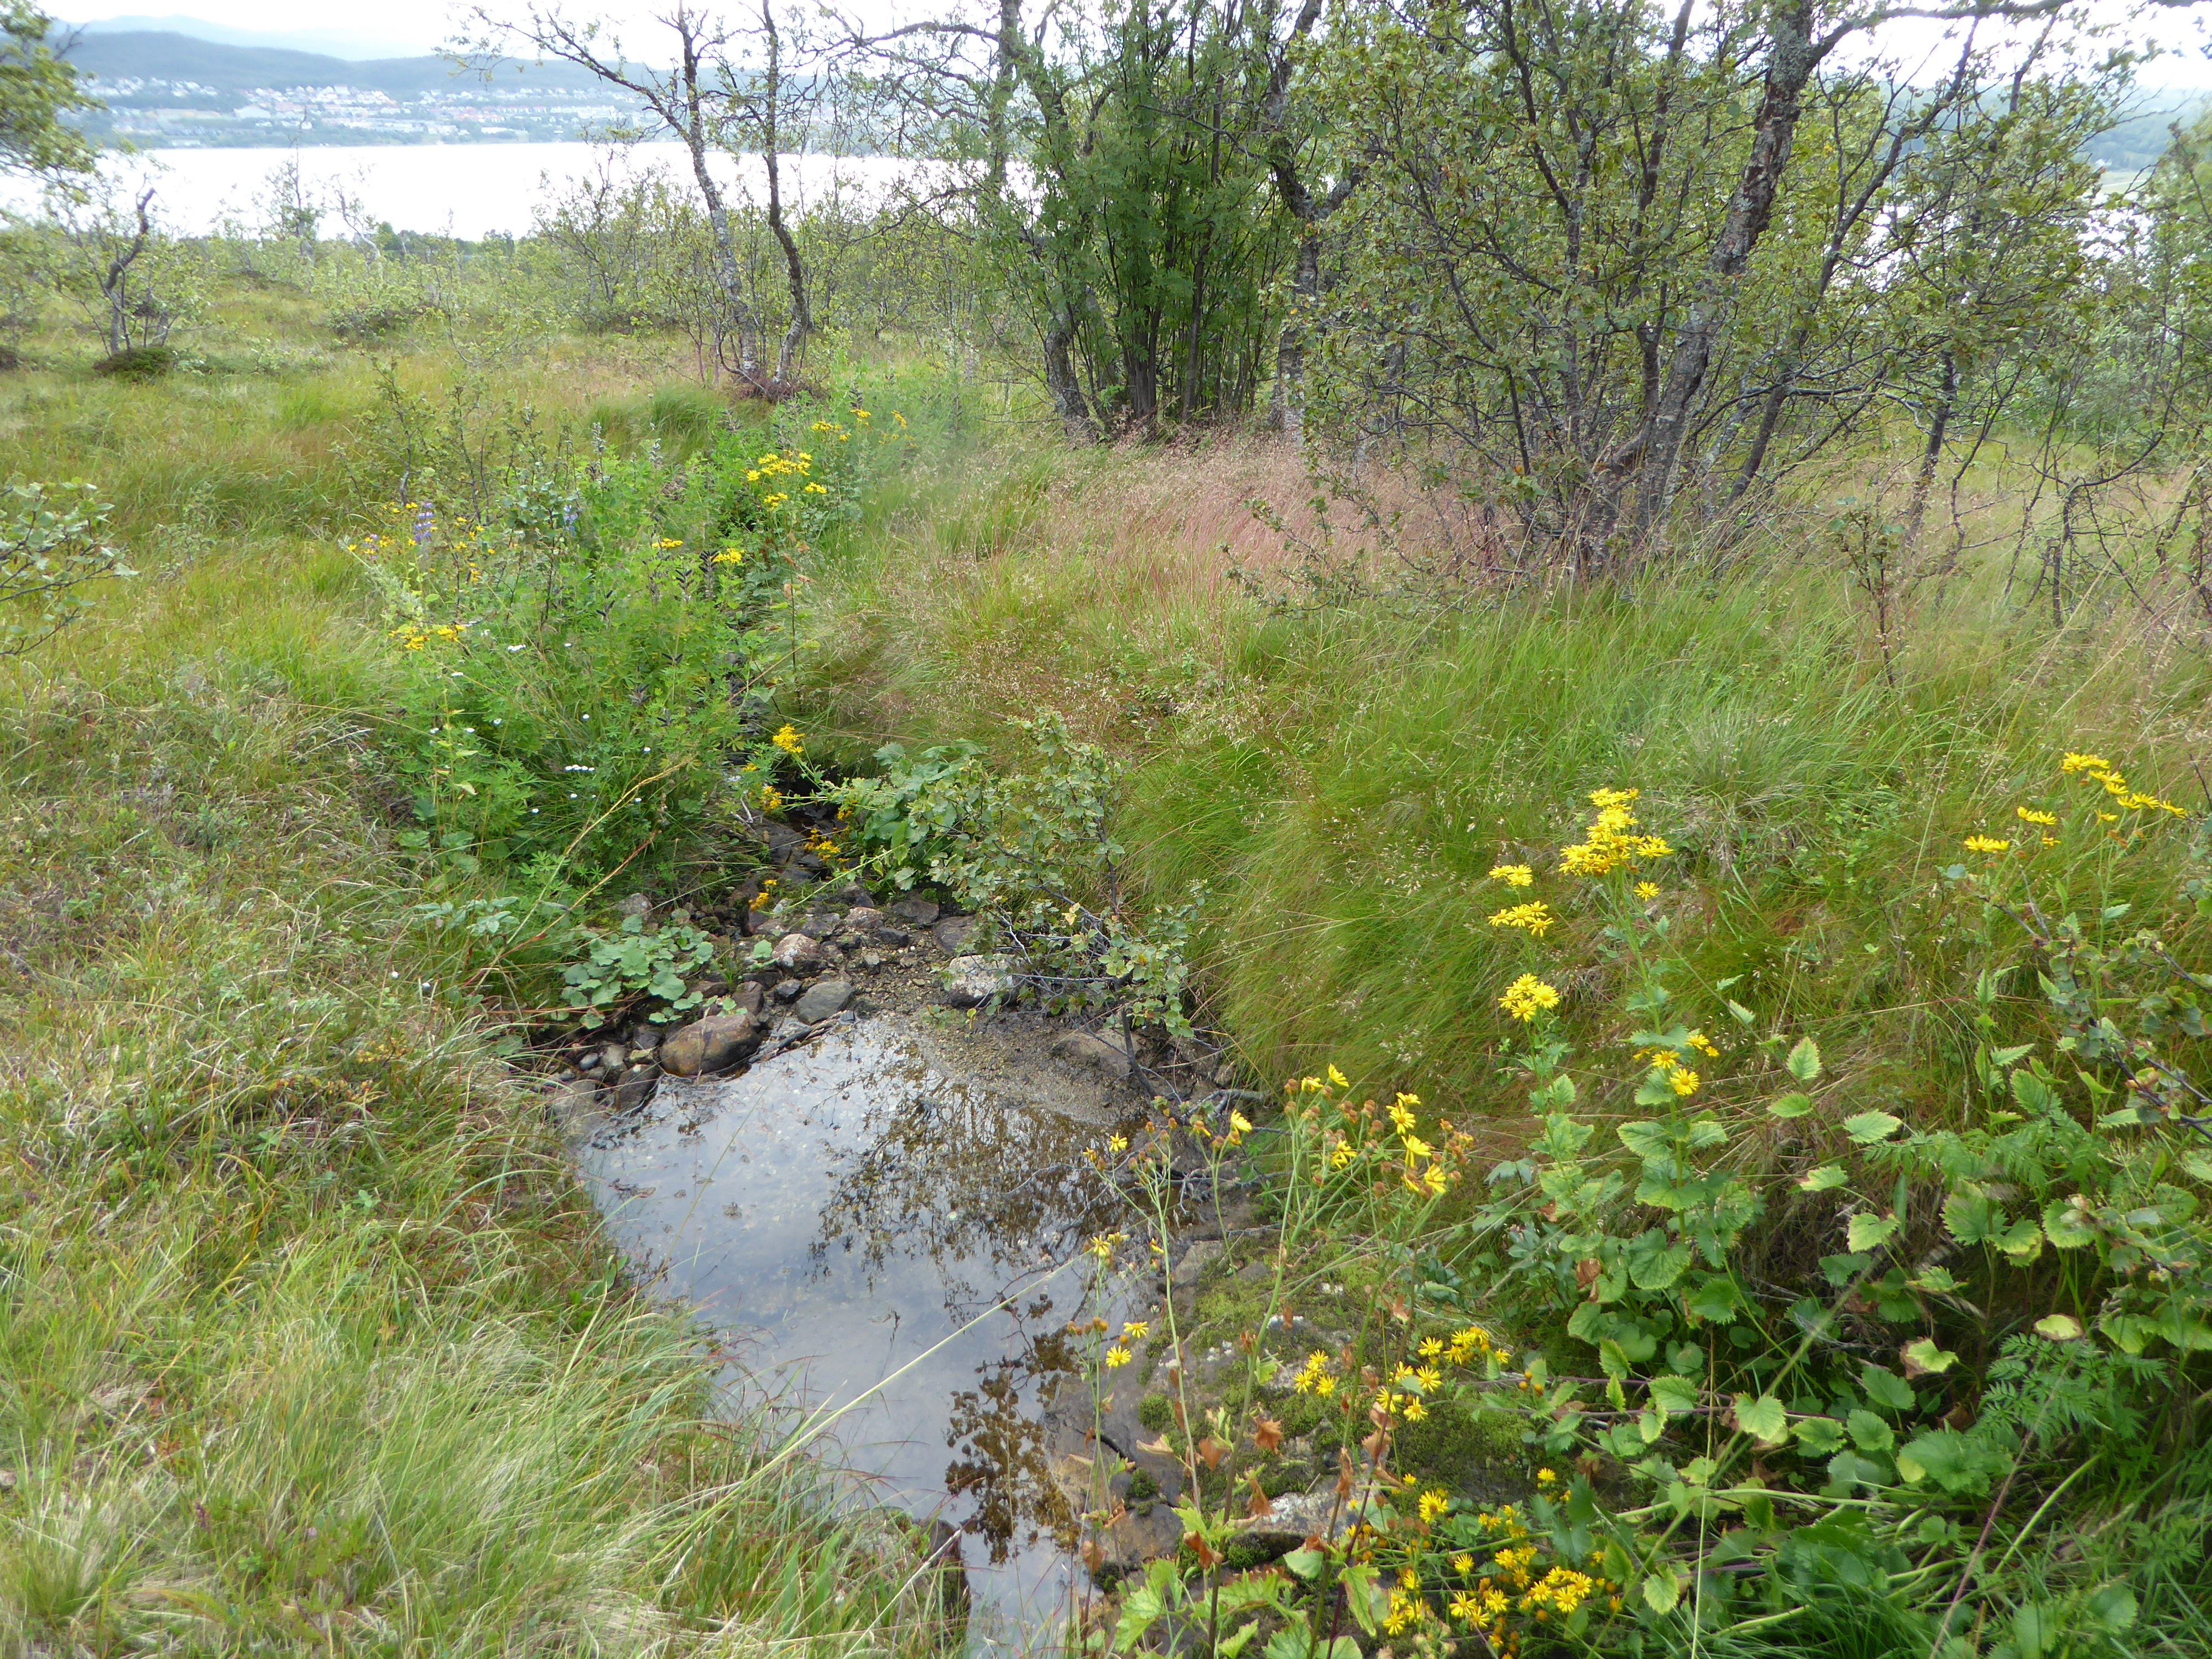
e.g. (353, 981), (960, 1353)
(0, 144), (928, 238)
(575, 1014), (1142, 1654)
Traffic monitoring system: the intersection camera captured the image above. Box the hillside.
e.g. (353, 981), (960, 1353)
(58, 30), (639, 145)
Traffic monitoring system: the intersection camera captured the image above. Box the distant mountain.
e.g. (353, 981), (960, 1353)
(59, 31), (607, 99)
(72, 14), (436, 60)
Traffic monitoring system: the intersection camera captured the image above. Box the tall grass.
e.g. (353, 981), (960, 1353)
(804, 433), (2212, 1121)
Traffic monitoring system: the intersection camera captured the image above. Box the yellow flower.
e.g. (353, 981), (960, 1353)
(771, 724), (805, 757)
(1488, 863), (1534, 886)
(1488, 900), (1556, 937)
(1328, 1063), (1349, 1088)
(713, 547), (746, 565)
(1107, 1134), (1128, 1152)
(1422, 1164), (1448, 1196)
(1963, 835), (2011, 853)
(1498, 973), (1561, 1022)
(1229, 1109), (1254, 1136)
(1452, 1553), (1474, 1574)
(1670, 1067), (1699, 1097)
(1418, 1488), (1451, 1524)
(1418, 1337), (1444, 1358)
(1121, 1320), (1149, 1340)
(2060, 752), (2112, 776)
(1635, 880), (1660, 900)
(655, 536), (683, 549)
(2016, 807), (2057, 826)
(1536, 1468), (1556, 1485)
(758, 784), (784, 811)
(1104, 1344), (1131, 1369)
(1402, 1135), (1433, 1161)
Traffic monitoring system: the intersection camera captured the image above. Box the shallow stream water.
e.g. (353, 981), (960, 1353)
(575, 1012), (1148, 1654)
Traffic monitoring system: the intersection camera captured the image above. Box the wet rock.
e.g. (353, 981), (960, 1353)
(596, 1041), (628, 1074)
(732, 983), (765, 1015)
(942, 953), (1014, 1008)
(615, 892), (653, 921)
(629, 1022), (663, 1055)
(791, 979), (853, 1024)
(760, 822), (806, 862)
(771, 979), (805, 1004)
(1051, 1030), (1133, 1082)
(874, 924), (913, 948)
(614, 1068), (658, 1112)
(1237, 1483), (1368, 1548)
(659, 1010), (761, 1077)
(773, 932), (824, 973)
(931, 915), (974, 955)
(544, 1074), (599, 1133)
(889, 895), (941, 926)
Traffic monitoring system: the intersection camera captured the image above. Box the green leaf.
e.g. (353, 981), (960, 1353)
(1641, 1565), (1683, 1614)
(1846, 1213), (1900, 1253)
(1791, 1416), (1846, 1456)
(1281, 1547), (1325, 1581)
(1896, 1428), (2011, 1495)
(1860, 1363), (1917, 1412)
(1800, 1164), (1848, 1192)
(2033, 1314), (2084, 1342)
(1648, 1375), (1699, 1421)
(1733, 1394), (1789, 1446)
(1842, 1110), (1903, 1145)
(1219, 1624), (1262, 1659)
(1847, 1409), (1895, 1453)
(1786, 1036), (1822, 1082)
(2041, 1202), (2095, 1249)
(1726, 999), (1756, 1026)
(2087, 1585), (2138, 1633)
(1616, 1120), (1672, 1160)
(1767, 1092), (1814, 1119)
(1627, 1234), (1695, 1290)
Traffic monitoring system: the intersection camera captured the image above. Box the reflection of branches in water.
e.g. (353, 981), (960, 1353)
(945, 1327), (1080, 1564)
(805, 1092), (1122, 1306)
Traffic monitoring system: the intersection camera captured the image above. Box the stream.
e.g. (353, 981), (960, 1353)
(573, 1011), (1153, 1654)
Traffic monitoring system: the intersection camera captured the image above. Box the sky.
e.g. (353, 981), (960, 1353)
(53, 0), (2212, 88)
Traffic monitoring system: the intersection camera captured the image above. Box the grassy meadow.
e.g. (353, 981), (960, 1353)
(0, 285), (937, 1653)
(3, 263), (2210, 1656)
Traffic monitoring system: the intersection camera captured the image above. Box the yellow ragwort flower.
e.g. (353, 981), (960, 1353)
(2016, 807), (2057, 827)
(1499, 973), (1561, 1022)
(1489, 863), (1535, 886)
(1488, 900), (1556, 937)
(1963, 835), (2011, 854)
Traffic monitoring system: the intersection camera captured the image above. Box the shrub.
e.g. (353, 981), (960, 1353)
(1, 478), (132, 656)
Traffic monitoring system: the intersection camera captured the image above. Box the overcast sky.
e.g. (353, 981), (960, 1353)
(57, 0), (2212, 89)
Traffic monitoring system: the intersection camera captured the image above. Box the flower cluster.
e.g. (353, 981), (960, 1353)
(2062, 752), (2186, 817)
(1558, 786), (1672, 877)
(1486, 900), (1555, 937)
(1498, 973), (1560, 1022)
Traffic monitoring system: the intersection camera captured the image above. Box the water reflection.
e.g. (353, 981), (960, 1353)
(576, 1014), (1144, 1650)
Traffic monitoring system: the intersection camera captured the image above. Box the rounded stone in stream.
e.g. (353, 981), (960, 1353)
(791, 979), (853, 1024)
(942, 953), (1014, 1008)
(658, 1010), (761, 1077)
(773, 932), (824, 972)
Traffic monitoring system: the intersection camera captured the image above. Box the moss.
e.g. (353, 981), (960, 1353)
(1138, 1393), (1175, 1432)
(1126, 1467), (1161, 1504)
(1394, 1398), (1522, 1491)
